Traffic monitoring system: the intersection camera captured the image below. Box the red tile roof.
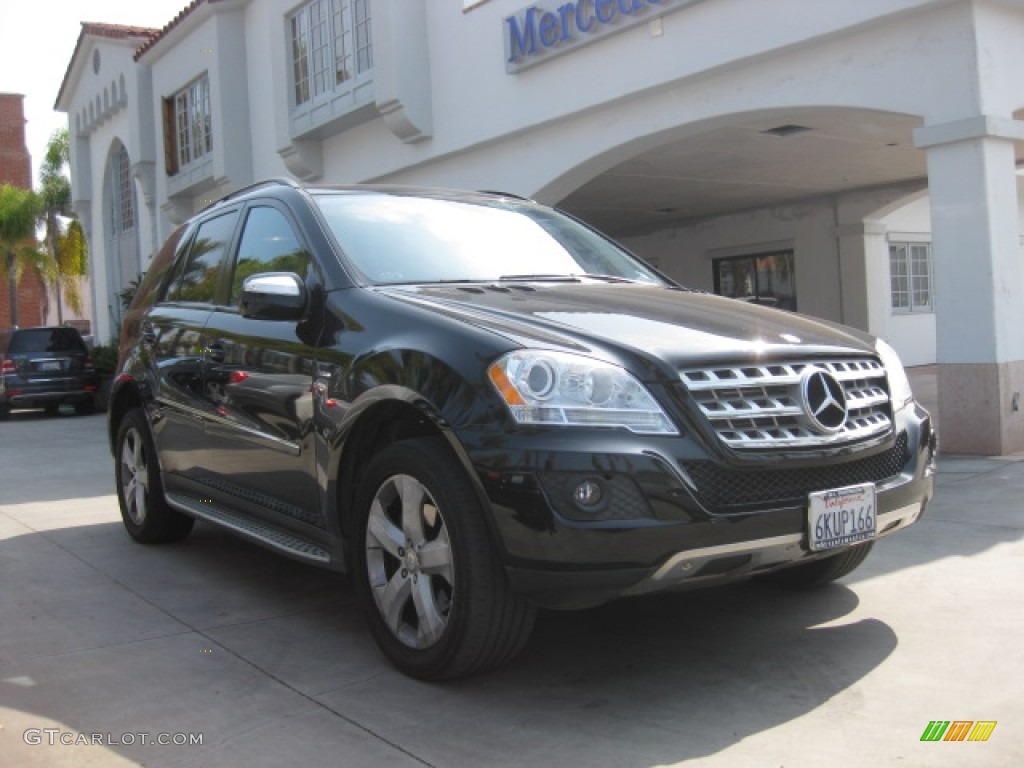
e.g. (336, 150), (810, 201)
(55, 22), (159, 110)
(56, 1), (233, 110)
(81, 22), (160, 40)
(134, 0), (217, 62)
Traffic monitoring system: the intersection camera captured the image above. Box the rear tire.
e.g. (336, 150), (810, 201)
(45, 404), (61, 417)
(115, 408), (194, 543)
(353, 437), (536, 680)
(759, 542), (874, 589)
(74, 399), (95, 416)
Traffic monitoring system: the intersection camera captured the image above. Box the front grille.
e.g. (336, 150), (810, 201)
(681, 432), (909, 514)
(680, 357), (892, 449)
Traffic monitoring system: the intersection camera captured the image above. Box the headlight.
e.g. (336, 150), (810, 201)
(875, 339), (913, 411)
(487, 351), (678, 435)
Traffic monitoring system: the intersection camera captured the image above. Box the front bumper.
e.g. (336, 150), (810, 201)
(465, 403), (936, 608)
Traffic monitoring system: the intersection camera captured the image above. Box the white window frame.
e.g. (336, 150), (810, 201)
(174, 75), (212, 170)
(889, 240), (934, 314)
(289, 0), (373, 110)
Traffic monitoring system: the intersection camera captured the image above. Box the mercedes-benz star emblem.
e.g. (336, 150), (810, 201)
(801, 368), (848, 433)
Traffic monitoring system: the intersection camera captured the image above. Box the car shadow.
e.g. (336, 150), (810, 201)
(3, 517), (896, 767)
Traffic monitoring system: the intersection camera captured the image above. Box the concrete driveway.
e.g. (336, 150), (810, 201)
(1, 408), (1021, 767)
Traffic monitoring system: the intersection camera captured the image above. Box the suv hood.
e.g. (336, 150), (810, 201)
(378, 282), (878, 374)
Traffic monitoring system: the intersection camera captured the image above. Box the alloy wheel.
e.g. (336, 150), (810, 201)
(120, 427), (149, 525)
(364, 474), (455, 649)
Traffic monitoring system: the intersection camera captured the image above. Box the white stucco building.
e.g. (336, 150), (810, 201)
(55, 0), (1024, 454)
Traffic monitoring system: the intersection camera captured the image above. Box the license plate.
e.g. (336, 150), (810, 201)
(808, 483), (876, 552)
(37, 360), (62, 372)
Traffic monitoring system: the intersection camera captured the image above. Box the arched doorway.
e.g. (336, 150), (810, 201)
(526, 107), (928, 332)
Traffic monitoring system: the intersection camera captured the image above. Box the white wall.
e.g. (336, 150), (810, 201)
(62, 38), (147, 341)
(325, 0), (981, 199)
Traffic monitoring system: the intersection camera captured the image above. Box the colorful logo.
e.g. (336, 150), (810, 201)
(920, 721), (997, 742)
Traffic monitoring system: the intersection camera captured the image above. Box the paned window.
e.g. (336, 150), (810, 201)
(290, 0), (373, 107)
(112, 144), (135, 233)
(167, 75), (212, 173)
(889, 242), (933, 313)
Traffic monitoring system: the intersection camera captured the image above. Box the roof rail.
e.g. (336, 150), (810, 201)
(202, 178), (302, 210)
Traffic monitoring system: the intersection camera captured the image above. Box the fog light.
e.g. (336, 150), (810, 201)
(573, 479), (604, 508)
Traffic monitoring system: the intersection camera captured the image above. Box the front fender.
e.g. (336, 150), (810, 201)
(319, 352), (510, 569)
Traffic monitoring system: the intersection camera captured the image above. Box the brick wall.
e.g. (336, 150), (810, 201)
(0, 93), (31, 188)
(0, 92), (47, 329)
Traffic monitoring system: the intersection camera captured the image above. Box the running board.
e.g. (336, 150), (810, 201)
(166, 492), (332, 565)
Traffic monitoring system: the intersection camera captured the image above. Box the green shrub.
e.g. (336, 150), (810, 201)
(91, 342), (119, 377)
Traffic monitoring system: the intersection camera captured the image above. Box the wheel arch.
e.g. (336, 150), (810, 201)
(330, 392), (504, 570)
(106, 377), (145, 455)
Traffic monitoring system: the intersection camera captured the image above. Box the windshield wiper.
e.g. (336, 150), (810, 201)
(574, 273), (640, 284)
(376, 278), (490, 286)
(498, 274), (581, 282)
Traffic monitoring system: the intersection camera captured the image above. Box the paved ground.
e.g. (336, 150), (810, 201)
(1, 398), (1021, 767)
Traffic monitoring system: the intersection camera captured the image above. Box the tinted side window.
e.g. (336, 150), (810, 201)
(134, 225), (187, 310)
(229, 207), (311, 305)
(166, 212), (238, 304)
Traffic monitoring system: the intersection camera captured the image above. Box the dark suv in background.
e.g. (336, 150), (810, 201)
(109, 179), (936, 679)
(0, 326), (98, 419)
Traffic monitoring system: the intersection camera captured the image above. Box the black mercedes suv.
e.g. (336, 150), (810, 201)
(1, 325), (98, 418)
(109, 179), (936, 679)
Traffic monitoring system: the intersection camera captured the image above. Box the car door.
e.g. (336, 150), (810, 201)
(145, 209), (240, 489)
(196, 202), (321, 529)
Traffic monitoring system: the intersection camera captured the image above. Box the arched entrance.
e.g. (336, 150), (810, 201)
(526, 107), (930, 334)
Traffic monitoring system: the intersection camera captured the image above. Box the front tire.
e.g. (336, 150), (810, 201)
(759, 542), (874, 588)
(115, 408), (194, 543)
(354, 437), (536, 680)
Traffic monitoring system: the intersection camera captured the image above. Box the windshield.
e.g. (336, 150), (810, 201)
(313, 193), (665, 286)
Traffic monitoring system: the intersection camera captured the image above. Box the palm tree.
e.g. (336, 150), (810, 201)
(0, 184), (44, 328)
(54, 219), (89, 317)
(39, 128), (88, 324)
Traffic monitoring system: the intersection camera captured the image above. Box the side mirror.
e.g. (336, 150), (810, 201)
(240, 272), (307, 320)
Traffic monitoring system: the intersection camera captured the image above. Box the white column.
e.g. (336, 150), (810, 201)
(834, 219), (888, 334)
(914, 116), (1024, 454)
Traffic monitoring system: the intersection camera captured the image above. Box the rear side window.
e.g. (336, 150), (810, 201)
(166, 211), (239, 304)
(8, 328), (87, 354)
(133, 225), (187, 311)
(229, 206), (311, 305)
